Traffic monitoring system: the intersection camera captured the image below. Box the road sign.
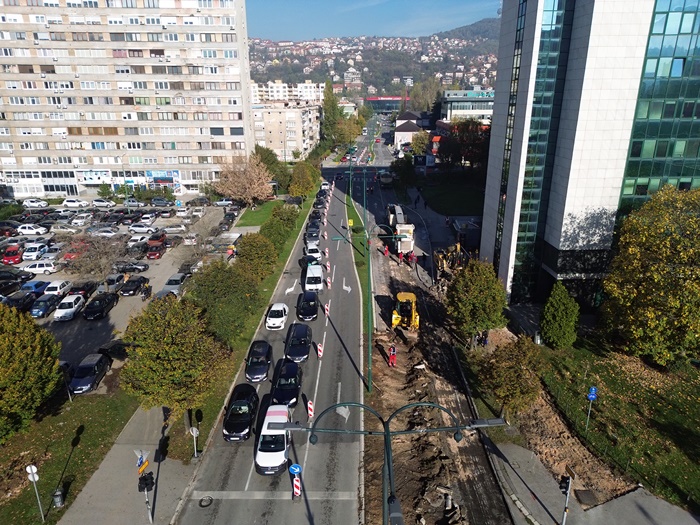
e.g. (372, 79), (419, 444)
(26, 465), (38, 475)
(587, 392), (597, 401)
(289, 463), (302, 475)
(589, 386), (597, 394)
(189, 427), (199, 438)
(565, 465), (577, 480)
(348, 219), (354, 227)
(138, 460), (150, 475)
(137, 455), (144, 468)
(175, 200), (182, 207)
(134, 450), (149, 466)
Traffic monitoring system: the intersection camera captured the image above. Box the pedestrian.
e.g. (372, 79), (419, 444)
(398, 251), (404, 265)
(384, 244), (389, 257)
(388, 345), (397, 367)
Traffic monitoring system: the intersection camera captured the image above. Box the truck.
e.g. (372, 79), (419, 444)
(394, 223), (415, 253)
(379, 170), (395, 188)
(386, 204), (406, 227)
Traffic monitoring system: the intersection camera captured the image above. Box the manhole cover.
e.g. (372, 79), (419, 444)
(575, 489), (598, 506)
(199, 495), (213, 508)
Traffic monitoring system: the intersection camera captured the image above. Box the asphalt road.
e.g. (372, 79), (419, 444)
(176, 176), (363, 525)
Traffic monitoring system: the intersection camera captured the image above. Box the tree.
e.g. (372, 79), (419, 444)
(321, 80), (343, 144)
(214, 153), (273, 207)
(235, 233), (277, 281)
(288, 161), (316, 199)
(436, 135), (461, 171)
(271, 203), (300, 230)
(97, 183), (114, 199)
(446, 259), (507, 345)
(408, 78), (441, 112)
(259, 217), (290, 253)
(63, 235), (127, 279)
(255, 144), (291, 193)
(121, 296), (226, 419)
(540, 282), (579, 350)
(603, 186), (700, 366)
(411, 130), (431, 156)
(0, 304), (61, 443)
(336, 116), (361, 145)
(451, 117), (490, 170)
(479, 336), (542, 416)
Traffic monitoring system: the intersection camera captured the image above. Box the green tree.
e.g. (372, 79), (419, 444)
(259, 217), (290, 253)
(358, 103), (374, 122)
(235, 233), (277, 281)
(451, 117), (490, 170)
(97, 183), (113, 199)
(446, 259), (507, 346)
(271, 203), (300, 230)
(408, 78), (441, 112)
(0, 304), (61, 443)
(411, 130), (431, 156)
(540, 282), (579, 350)
(603, 186), (700, 366)
(121, 296), (226, 418)
(289, 161), (316, 199)
(390, 156), (415, 186)
(321, 80), (343, 144)
(479, 336), (542, 416)
(255, 144), (291, 193)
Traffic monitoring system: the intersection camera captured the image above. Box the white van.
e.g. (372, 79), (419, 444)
(304, 265), (323, 293)
(254, 405), (290, 475)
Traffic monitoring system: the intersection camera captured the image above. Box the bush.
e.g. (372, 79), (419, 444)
(540, 282), (579, 350)
(0, 204), (23, 221)
(259, 218), (290, 252)
(235, 233), (277, 282)
(271, 204), (300, 230)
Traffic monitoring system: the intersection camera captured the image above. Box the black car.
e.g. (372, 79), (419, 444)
(305, 227), (320, 245)
(0, 268), (32, 282)
(0, 280), (22, 300)
(119, 212), (142, 225)
(271, 359), (303, 408)
(163, 236), (182, 249)
(186, 196), (210, 206)
(296, 291), (319, 322)
(68, 281), (98, 298)
(222, 383), (259, 442)
(309, 209), (323, 221)
(218, 220), (232, 232)
(0, 220), (22, 230)
(244, 340), (272, 382)
(316, 190), (329, 200)
(283, 323), (313, 363)
(30, 293), (61, 318)
(4, 290), (36, 312)
(83, 292), (119, 320)
(120, 276), (150, 296)
(127, 241), (149, 259)
(69, 353), (111, 394)
(298, 255), (321, 268)
(113, 260), (150, 274)
(306, 219), (321, 231)
(151, 197), (174, 207)
(312, 199), (326, 210)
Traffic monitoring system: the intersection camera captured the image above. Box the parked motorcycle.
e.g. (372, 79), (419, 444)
(141, 284), (152, 301)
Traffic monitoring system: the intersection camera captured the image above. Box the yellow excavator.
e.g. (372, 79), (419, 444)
(391, 292), (420, 332)
(433, 243), (468, 275)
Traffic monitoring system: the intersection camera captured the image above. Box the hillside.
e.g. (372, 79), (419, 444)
(433, 17), (502, 41)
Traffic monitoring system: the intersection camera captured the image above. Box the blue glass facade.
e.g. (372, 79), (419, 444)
(621, 0), (700, 212)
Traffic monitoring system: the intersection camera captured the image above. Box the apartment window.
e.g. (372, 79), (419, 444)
(220, 0), (233, 7)
(4, 0), (20, 5)
(189, 66), (203, 75)
(173, 96), (185, 105)
(173, 112), (187, 120)
(193, 112), (207, 121)
(200, 17), (214, 25)
(162, 142), (175, 149)
(179, 156), (192, 164)
(158, 112), (172, 120)
(38, 156), (51, 164)
(222, 34), (237, 43)
(122, 0), (136, 6)
(50, 32), (66, 41)
(126, 142), (141, 150)
(120, 97), (134, 105)
(147, 33), (162, 42)
(185, 33), (196, 42)
(155, 97), (171, 105)
(113, 49), (127, 58)
(67, 127), (82, 135)
(201, 49), (217, 58)
(144, 0), (159, 6)
(198, 0), (212, 6)
(133, 81), (147, 89)
(155, 81), (169, 90)
(193, 97), (205, 105)
(190, 82), (204, 90)
(223, 50), (238, 58)
(210, 127), (224, 135)
(167, 66), (182, 75)
(203, 66), (218, 75)
(140, 127), (154, 135)
(134, 97), (150, 105)
(212, 142), (225, 150)
(164, 33), (178, 42)
(128, 50), (143, 57)
(150, 49), (164, 57)
(131, 65), (145, 74)
(208, 112), (222, 120)
(125, 33), (141, 42)
(229, 112), (242, 120)
(152, 65), (166, 75)
(137, 112), (152, 121)
(110, 33), (126, 41)
(145, 17), (160, 25)
(116, 66), (131, 74)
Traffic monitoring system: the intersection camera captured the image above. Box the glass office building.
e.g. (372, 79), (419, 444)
(481, 0), (700, 304)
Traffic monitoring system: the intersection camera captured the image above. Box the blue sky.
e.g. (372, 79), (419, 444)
(246, 0), (501, 41)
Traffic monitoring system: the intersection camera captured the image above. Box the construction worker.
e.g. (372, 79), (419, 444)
(388, 345), (397, 367)
(398, 251), (404, 265)
(384, 244), (389, 257)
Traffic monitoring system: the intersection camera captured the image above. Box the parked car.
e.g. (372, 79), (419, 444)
(186, 196), (210, 207)
(265, 303), (289, 331)
(163, 224), (187, 234)
(175, 207), (191, 218)
(68, 281), (98, 298)
(69, 353), (111, 394)
(70, 213), (93, 227)
(127, 241), (149, 259)
(310, 209), (323, 221)
(128, 221), (157, 233)
(54, 294), (85, 321)
(127, 235), (149, 247)
(97, 274), (125, 294)
(270, 359), (303, 407)
(283, 323), (313, 363)
(150, 197), (174, 207)
(17, 224), (49, 236)
(23, 199), (49, 208)
(30, 293), (62, 318)
(255, 404), (291, 476)
(244, 340), (273, 383)
(22, 242), (48, 261)
(2, 245), (24, 265)
(0, 226), (18, 237)
(214, 198), (233, 207)
(4, 290), (36, 312)
(0, 267), (32, 282)
(161, 273), (188, 296)
(44, 280), (72, 297)
(298, 255), (321, 268)
(123, 198), (147, 208)
(41, 242), (66, 260)
(182, 233), (200, 246)
(21, 280), (50, 296)
(159, 208), (175, 218)
(312, 199), (326, 210)
(304, 245), (322, 261)
(24, 260), (61, 275)
(62, 198), (89, 208)
(146, 244), (166, 260)
(222, 383), (259, 442)
(91, 227), (120, 238)
(191, 207), (206, 218)
(146, 231), (166, 246)
(296, 291), (319, 321)
(51, 224), (80, 235)
(112, 260), (149, 274)
(83, 292), (119, 320)
(92, 198), (116, 208)
(120, 276), (150, 296)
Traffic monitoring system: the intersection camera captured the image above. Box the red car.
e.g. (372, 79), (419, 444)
(146, 244), (166, 260)
(147, 231), (167, 246)
(341, 156), (348, 162)
(2, 245), (24, 265)
(375, 138), (381, 143)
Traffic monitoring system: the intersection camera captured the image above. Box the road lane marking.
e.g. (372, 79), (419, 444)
(190, 490), (356, 501)
(302, 356), (324, 473)
(285, 279), (297, 295)
(325, 298), (331, 327)
(244, 461), (255, 492)
(332, 264), (336, 283)
(336, 381), (341, 403)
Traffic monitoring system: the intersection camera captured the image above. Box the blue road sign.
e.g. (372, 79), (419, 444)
(589, 386), (597, 394)
(587, 393), (597, 401)
(289, 463), (302, 475)
(137, 455), (144, 468)
(175, 200), (182, 207)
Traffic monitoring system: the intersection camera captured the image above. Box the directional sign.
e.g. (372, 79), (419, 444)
(589, 386), (597, 394)
(175, 200), (182, 207)
(189, 427), (200, 438)
(289, 463), (302, 475)
(587, 392), (597, 401)
(134, 449), (149, 467)
(138, 460), (150, 475)
(137, 455), (144, 468)
(566, 465), (578, 480)
(348, 219), (354, 227)
(26, 465), (38, 475)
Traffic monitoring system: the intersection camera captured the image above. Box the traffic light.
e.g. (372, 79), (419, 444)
(559, 475), (571, 494)
(138, 472), (155, 493)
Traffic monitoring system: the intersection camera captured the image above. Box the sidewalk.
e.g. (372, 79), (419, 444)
(58, 407), (194, 525)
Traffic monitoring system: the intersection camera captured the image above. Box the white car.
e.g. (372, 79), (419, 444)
(17, 224), (49, 236)
(161, 273), (188, 296)
(304, 245), (322, 261)
(24, 260), (61, 275)
(265, 303), (289, 330)
(163, 224), (187, 234)
(175, 207), (191, 218)
(62, 198), (89, 208)
(53, 294), (85, 321)
(127, 235), (148, 247)
(71, 213), (93, 227)
(214, 198), (233, 207)
(128, 223), (157, 234)
(22, 242), (48, 261)
(182, 233), (200, 246)
(192, 207), (206, 218)
(23, 199), (48, 208)
(138, 213), (157, 225)
(255, 405), (291, 475)
(320, 182), (330, 191)
(45, 280), (72, 297)
(91, 227), (120, 238)
(92, 198), (116, 208)
(42, 243), (65, 260)
(52, 224), (80, 235)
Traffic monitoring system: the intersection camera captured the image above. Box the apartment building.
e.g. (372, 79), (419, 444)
(252, 100), (320, 162)
(0, 0), (254, 198)
(250, 80), (324, 104)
